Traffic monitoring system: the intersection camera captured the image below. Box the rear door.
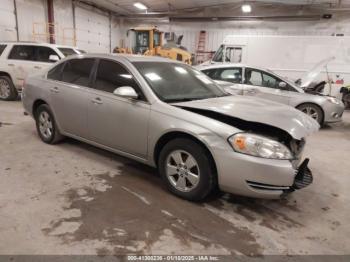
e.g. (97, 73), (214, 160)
(87, 58), (150, 158)
(47, 58), (95, 138)
(242, 67), (291, 105)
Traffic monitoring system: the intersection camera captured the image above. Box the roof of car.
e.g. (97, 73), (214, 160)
(197, 63), (273, 72)
(0, 41), (78, 49)
(75, 53), (180, 63)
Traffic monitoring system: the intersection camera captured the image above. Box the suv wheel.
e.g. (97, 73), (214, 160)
(0, 76), (17, 101)
(297, 103), (324, 125)
(35, 104), (64, 144)
(158, 138), (216, 201)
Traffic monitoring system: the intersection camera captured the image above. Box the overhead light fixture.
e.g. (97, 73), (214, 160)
(134, 2), (148, 10)
(241, 4), (252, 13)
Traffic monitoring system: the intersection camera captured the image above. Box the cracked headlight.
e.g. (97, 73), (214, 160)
(326, 97), (341, 105)
(228, 133), (293, 160)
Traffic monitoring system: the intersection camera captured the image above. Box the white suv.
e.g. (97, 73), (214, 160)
(0, 42), (85, 100)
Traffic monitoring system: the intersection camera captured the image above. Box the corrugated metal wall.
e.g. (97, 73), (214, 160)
(75, 5), (110, 52)
(0, 0), (18, 41)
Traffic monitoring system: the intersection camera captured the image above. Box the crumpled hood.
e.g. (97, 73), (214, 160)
(175, 96), (320, 140)
(299, 56), (335, 88)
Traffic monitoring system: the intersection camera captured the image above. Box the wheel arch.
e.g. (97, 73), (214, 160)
(153, 131), (218, 176)
(0, 71), (13, 81)
(32, 99), (49, 117)
(296, 102), (325, 124)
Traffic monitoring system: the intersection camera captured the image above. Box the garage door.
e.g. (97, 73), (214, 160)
(0, 0), (17, 41)
(75, 6), (110, 53)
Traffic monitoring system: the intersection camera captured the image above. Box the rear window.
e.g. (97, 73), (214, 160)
(0, 45), (7, 56)
(58, 48), (78, 57)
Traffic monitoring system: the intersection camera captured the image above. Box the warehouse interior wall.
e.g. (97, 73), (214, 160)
(1, 0), (350, 54)
(124, 14), (350, 54)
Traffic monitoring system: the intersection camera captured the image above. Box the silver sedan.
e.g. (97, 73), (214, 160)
(22, 54), (319, 201)
(197, 63), (345, 125)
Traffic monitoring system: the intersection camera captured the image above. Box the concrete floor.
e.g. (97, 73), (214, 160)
(0, 101), (349, 256)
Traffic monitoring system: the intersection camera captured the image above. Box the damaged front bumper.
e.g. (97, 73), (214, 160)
(215, 148), (313, 199)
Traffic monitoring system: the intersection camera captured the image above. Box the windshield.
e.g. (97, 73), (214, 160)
(212, 45), (224, 62)
(133, 62), (227, 102)
(58, 48), (84, 57)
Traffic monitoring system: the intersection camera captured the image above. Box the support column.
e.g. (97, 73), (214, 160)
(47, 0), (55, 44)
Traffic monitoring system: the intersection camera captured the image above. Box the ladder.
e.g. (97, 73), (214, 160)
(196, 30), (206, 64)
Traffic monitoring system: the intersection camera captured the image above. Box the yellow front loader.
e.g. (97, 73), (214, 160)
(114, 27), (192, 65)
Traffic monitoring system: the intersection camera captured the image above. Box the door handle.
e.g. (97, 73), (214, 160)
(91, 97), (103, 105)
(50, 87), (59, 93)
(34, 66), (42, 69)
(8, 64), (14, 67)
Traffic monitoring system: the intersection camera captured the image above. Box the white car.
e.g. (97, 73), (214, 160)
(197, 63), (345, 125)
(0, 42), (85, 100)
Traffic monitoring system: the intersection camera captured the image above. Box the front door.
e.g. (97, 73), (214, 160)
(242, 67), (291, 105)
(87, 59), (150, 158)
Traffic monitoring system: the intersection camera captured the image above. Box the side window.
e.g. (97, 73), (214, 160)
(36, 46), (59, 63)
(93, 59), (145, 100)
(61, 58), (95, 87)
(262, 72), (279, 89)
(225, 47), (242, 63)
(202, 69), (217, 79)
(218, 68), (242, 83)
(47, 62), (65, 81)
(0, 45), (7, 56)
(8, 45), (36, 61)
(245, 68), (263, 86)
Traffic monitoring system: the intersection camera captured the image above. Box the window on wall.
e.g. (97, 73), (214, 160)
(61, 58), (95, 87)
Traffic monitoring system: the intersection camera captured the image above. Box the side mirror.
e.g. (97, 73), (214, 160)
(279, 81), (288, 90)
(113, 86), (138, 99)
(49, 55), (60, 62)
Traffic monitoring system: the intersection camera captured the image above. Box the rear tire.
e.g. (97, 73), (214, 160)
(296, 103), (324, 125)
(158, 138), (216, 201)
(35, 104), (64, 144)
(0, 76), (18, 101)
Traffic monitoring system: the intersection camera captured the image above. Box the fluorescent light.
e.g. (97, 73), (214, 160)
(134, 2), (148, 10)
(241, 4), (252, 13)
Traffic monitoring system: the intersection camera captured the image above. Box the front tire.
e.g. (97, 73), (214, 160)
(35, 104), (64, 144)
(158, 138), (216, 201)
(343, 93), (350, 109)
(0, 76), (18, 101)
(297, 103), (324, 125)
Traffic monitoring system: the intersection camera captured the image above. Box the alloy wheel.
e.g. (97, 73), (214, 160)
(166, 150), (200, 192)
(0, 79), (11, 99)
(301, 107), (319, 121)
(38, 111), (53, 139)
